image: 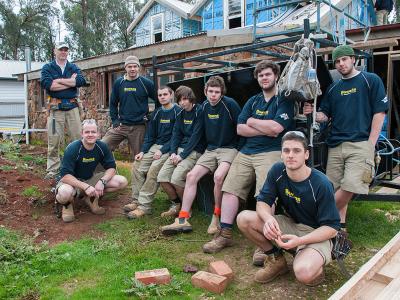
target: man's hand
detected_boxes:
[94,180,105,197]
[263,216,282,240]
[172,154,183,165]
[84,185,97,197]
[303,102,313,115]
[153,150,162,160]
[246,117,256,127]
[71,73,77,79]
[275,234,301,250]
[135,152,144,161]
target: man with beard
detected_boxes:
[202,60,295,255]
[102,56,155,157]
[303,45,388,232]
[237,131,340,286]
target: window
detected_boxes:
[38,87,47,110]
[151,14,164,43]
[104,71,124,109]
[228,0,242,28]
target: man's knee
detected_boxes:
[186,170,201,185]
[293,256,322,284]
[214,172,226,187]
[113,175,128,189]
[236,210,254,231]
[56,185,75,204]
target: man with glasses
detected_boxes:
[303,45,388,232]
[201,60,295,254]
[41,42,87,179]
[102,56,155,158]
[55,119,128,223]
[237,131,340,286]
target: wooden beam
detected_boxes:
[317,39,399,55]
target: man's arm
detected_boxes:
[257,201,281,240]
[303,102,329,123]
[246,118,284,137]
[237,123,264,137]
[61,174,90,191]
[369,112,386,145]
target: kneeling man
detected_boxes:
[56,119,128,222]
[237,131,340,286]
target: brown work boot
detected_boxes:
[160,203,181,217]
[62,203,75,223]
[253,247,268,267]
[202,228,234,254]
[123,199,138,212]
[84,196,105,215]
[254,251,289,283]
[126,208,147,220]
[207,214,220,235]
[161,218,192,235]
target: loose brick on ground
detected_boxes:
[191,270,228,294]
[135,268,171,285]
[209,260,234,281]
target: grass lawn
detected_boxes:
[1,161,400,299]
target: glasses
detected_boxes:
[283,131,306,139]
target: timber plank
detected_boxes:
[376,176,400,194]
[375,277,400,300]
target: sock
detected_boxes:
[213,207,221,217]
[264,246,279,255]
[220,222,233,229]
[340,223,346,231]
[178,210,190,220]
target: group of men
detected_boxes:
[40,42,388,286]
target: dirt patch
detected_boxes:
[0,149,131,246]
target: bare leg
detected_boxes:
[335,188,353,223]
[220,192,240,225]
[181,165,210,212]
[160,182,178,200]
[293,248,324,285]
[105,175,128,192]
[237,210,274,251]
[213,162,231,209]
[172,184,184,200]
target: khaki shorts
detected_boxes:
[327,140,375,194]
[196,148,238,172]
[157,148,202,188]
[56,172,105,197]
[275,215,333,265]
[222,151,281,200]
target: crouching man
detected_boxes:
[237,131,340,286]
[56,119,128,222]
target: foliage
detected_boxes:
[123,278,186,298]
[0,0,57,61]
[22,185,43,199]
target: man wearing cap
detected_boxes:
[102,56,155,158]
[304,45,388,231]
[41,42,87,179]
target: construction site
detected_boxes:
[1,0,400,298]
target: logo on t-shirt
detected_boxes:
[285,188,301,203]
[160,119,171,123]
[382,96,388,103]
[82,157,95,163]
[279,113,289,120]
[184,119,193,125]
[255,109,268,116]
[124,87,137,92]
[208,114,220,119]
[340,88,357,96]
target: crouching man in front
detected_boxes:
[237,131,340,286]
[55,119,128,222]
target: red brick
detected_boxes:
[191,271,228,294]
[135,268,171,285]
[209,260,234,281]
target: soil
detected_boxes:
[0,144,131,245]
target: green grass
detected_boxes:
[0,197,399,300]
[22,186,44,199]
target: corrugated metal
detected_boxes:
[0,80,25,131]
[0,60,44,79]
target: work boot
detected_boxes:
[202,228,234,254]
[207,214,220,235]
[123,199,139,212]
[253,247,268,267]
[62,203,75,223]
[127,208,148,220]
[84,196,105,215]
[160,203,181,217]
[254,251,289,283]
[161,218,192,235]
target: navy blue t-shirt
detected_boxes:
[238,93,295,154]
[141,104,182,154]
[319,71,388,147]
[109,76,155,127]
[170,104,206,159]
[257,162,340,230]
[60,140,116,181]
[201,96,241,150]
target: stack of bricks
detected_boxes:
[135,268,171,285]
[191,260,234,294]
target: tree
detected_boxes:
[0,0,56,61]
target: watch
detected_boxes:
[100,178,108,186]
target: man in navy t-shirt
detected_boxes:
[202,60,295,254]
[56,119,128,223]
[237,131,340,286]
[304,45,388,231]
